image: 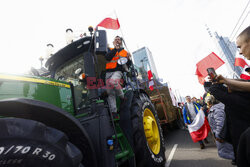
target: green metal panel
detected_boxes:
[0,74,74,115]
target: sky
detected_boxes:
[0,0,249,99]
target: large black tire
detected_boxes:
[0,118,83,167]
[131,93,166,167]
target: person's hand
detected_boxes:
[214,74,227,84]
[215,137,224,143]
[127,53,131,60]
[185,123,189,126]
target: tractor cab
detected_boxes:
[44,29,136,113]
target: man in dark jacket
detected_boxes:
[237,127,250,167]
[209,26,250,166]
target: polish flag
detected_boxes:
[147,65,154,91]
[149,80,154,91]
[235,53,248,68]
[97,18,120,30]
[169,88,177,106]
[187,110,210,143]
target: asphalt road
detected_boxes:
[164,129,234,167]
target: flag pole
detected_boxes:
[113,10,140,90]
[113,10,129,52]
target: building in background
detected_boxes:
[132,47,159,80]
[213,32,242,77]
[206,26,242,78]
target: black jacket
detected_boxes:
[105,48,131,72]
[209,84,250,162]
[237,127,250,167]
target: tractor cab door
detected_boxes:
[94,30,108,85]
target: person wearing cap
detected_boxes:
[105,36,131,118]
[183,95,208,149]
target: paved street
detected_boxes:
[164,129,234,167]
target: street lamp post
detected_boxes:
[39,56,44,68]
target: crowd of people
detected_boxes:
[178,26,250,167]
[104,26,250,167]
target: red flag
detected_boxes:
[235,53,248,68]
[147,69,153,81]
[240,74,250,80]
[147,65,154,90]
[97,18,120,30]
[195,68,205,85]
[195,52,225,84]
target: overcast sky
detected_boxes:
[0,0,249,99]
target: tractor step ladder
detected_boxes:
[112,120,134,162]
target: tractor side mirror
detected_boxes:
[95,30,108,55]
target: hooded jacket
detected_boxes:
[208,102,235,160]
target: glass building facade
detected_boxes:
[213,32,242,77]
[132,47,159,80]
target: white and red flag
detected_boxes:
[235,52,250,80]
[187,110,210,143]
[147,64,154,91]
[97,17,120,30]
[169,88,177,106]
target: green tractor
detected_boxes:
[0,28,165,167]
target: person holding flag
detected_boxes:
[105,36,131,118]
[183,95,209,149]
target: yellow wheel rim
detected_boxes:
[143,108,161,154]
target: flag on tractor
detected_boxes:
[97,17,120,30]
[147,65,154,91]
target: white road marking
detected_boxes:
[165,144,178,167]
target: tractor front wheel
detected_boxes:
[131,93,166,167]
